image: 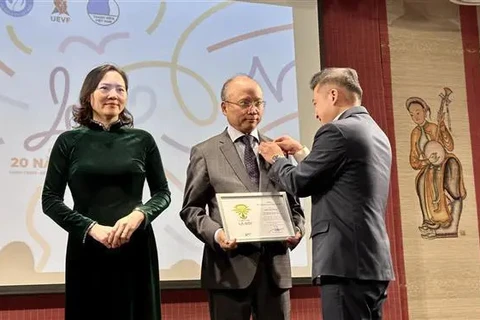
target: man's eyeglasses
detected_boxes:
[223,99,266,109]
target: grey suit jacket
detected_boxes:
[270,106,395,282]
[180,129,305,290]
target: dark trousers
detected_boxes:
[207,254,290,320]
[319,276,389,320]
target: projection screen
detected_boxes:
[0,0,320,289]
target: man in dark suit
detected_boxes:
[179,75,305,320]
[258,68,395,320]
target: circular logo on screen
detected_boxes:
[0,0,34,17]
[86,0,119,26]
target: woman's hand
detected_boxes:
[108,211,145,248]
[88,224,113,248]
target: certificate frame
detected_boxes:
[216,191,296,243]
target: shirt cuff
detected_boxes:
[214,228,223,244]
[293,146,310,163]
[295,226,302,236]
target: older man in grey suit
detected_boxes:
[258,68,395,320]
[179,75,305,320]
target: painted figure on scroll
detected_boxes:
[406,91,466,239]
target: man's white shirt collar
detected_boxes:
[227,125,259,143]
[333,109,348,122]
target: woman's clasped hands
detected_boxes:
[87,210,145,248]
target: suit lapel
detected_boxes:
[219,130,258,192]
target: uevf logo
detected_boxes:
[51,0,70,23]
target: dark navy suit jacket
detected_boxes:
[270,106,395,283]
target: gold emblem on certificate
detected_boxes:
[233,204,250,220]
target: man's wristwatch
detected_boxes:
[271,154,285,163]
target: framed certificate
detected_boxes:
[216,192,296,242]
